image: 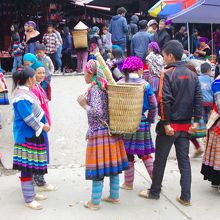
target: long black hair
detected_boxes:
[12,67,35,91]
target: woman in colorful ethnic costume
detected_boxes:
[12,67,50,210]
[77,59,128,210]
[31,62,55,191]
[201,75,220,189]
[118,56,158,190]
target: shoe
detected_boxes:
[139,190,160,200]
[176,197,192,206]
[35,194,48,201]
[84,201,100,211]
[37,184,57,192]
[25,200,43,210]
[102,197,120,204]
[192,148,204,158]
[120,183,133,190]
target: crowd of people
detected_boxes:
[0,6,220,212]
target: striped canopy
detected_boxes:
[148,0,199,18]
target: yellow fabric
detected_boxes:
[149,2,166,17]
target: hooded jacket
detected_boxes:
[158,61,202,125]
[109,15,128,43]
[127,15,139,40]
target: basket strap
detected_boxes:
[99,119,112,136]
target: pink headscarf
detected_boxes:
[122,56,144,73]
[85,60,107,91]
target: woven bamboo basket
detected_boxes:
[107,83,145,134]
[72,30,88,48]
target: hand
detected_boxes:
[43,123,50,132]
[164,124,175,136]
[77,95,88,109]
[188,123,199,134]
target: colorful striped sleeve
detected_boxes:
[146,84,157,123]
[16,100,44,136]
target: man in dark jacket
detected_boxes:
[109,7,128,52]
[154,19,171,49]
[139,40,202,206]
[130,20,151,60]
[127,15,139,55]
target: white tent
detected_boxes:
[168,0,220,24]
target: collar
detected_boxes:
[18,85,29,91]
[129,73,139,79]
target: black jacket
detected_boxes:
[158,61,202,125]
[154,29,171,49]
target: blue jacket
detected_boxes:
[63,33,72,54]
[198,74,214,104]
[109,15,128,43]
[131,30,151,60]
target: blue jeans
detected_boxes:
[55,46,62,70]
[12,56,22,72]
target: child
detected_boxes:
[198,62,214,123]
[146,42,164,100]
[11,34,23,72]
[12,67,50,210]
[107,46,125,81]
[77,60,128,210]
[139,40,202,206]
[101,26,112,60]
[118,56,157,190]
[42,23,59,65]
[0,68,10,129]
[36,44,54,83]
[31,62,55,191]
[88,43,98,61]
[23,53,51,101]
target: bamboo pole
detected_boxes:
[95,52,117,85]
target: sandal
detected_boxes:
[37,184,57,192]
[102,197,120,204]
[120,184,133,190]
[84,201,100,211]
[35,194,48,201]
[25,200,43,210]
[176,197,192,206]
[139,190,159,200]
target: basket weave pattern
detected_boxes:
[107,84,144,134]
[72,30,88,48]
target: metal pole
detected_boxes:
[211,23,214,56]
[187,22,190,54]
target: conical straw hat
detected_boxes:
[74,21,88,30]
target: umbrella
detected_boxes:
[168,0,220,23]
[148,0,198,18]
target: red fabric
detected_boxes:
[19,177,32,182]
[170,123,191,132]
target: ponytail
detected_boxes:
[12,66,35,91]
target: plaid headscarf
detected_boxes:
[85,60,107,91]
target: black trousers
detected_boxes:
[150,125,191,201]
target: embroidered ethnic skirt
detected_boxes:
[123,119,155,156]
[201,120,220,185]
[13,134,48,175]
[0,91,9,105]
[86,128,129,181]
